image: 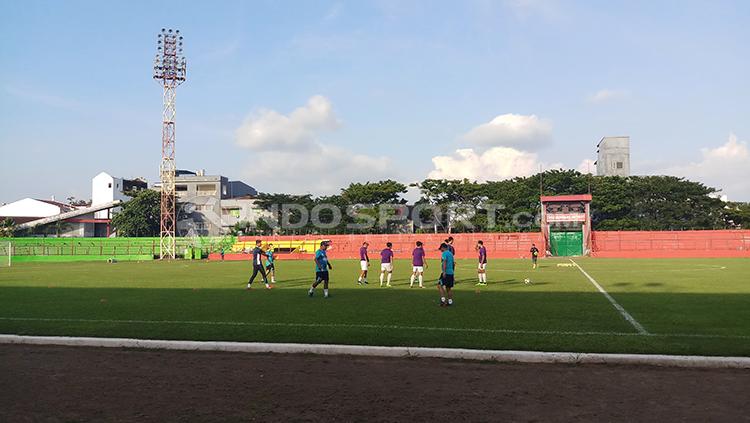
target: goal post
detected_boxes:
[0,241,10,267]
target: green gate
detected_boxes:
[550,231,583,256]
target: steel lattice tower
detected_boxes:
[153,28,186,259]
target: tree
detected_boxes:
[0,218,15,237]
[66,196,91,207]
[111,189,161,237]
[723,202,750,228]
[341,180,407,205]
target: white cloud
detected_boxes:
[461,113,552,149]
[235,95,340,150]
[241,144,393,194]
[657,134,750,200]
[428,147,562,181]
[235,96,393,194]
[577,159,596,174]
[324,2,343,21]
[587,89,629,104]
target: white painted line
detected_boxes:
[570,259,649,335]
[1,316,748,340]
[1,334,748,369]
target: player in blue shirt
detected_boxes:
[438,243,455,307]
[308,241,332,298]
[264,243,276,285]
[246,239,271,290]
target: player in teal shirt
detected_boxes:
[264,243,276,285]
[438,243,455,307]
[309,241,332,298]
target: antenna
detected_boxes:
[153,28,187,259]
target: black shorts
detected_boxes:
[266,263,275,271]
[532,255,538,262]
[316,271,329,282]
[439,274,455,288]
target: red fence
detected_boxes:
[591,230,750,258]
[213,230,750,261]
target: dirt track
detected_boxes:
[1,345,748,422]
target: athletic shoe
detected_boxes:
[357,281,362,285]
[308,290,314,297]
[363,280,369,284]
[440,302,447,307]
[265,285,273,290]
[386,284,392,288]
[246,284,252,290]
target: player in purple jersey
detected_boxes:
[379,242,394,287]
[409,241,427,288]
[357,241,370,285]
[476,240,488,286]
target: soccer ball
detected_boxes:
[523,278,531,285]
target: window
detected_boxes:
[176,185,188,192]
[616,162,623,169]
[222,207,241,217]
[108,183,112,188]
[197,184,217,195]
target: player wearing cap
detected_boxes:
[438,243,455,307]
[409,241,427,288]
[357,241,370,285]
[379,242,394,287]
[308,241,332,298]
[476,240,487,286]
[246,239,271,290]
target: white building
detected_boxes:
[595,136,630,177]
[91,172,147,219]
[0,198,95,236]
[0,198,71,221]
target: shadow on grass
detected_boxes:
[0,287,748,356]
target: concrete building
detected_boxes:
[153,169,259,236]
[91,172,147,219]
[595,136,630,177]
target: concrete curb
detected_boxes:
[1,334,749,369]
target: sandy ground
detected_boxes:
[1,344,748,422]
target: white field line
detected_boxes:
[570,259,649,335]
[1,316,748,340]
[1,335,749,369]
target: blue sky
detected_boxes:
[1,0,749,202]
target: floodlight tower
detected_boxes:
[153,28,186,259]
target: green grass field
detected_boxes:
[1,257,748,356]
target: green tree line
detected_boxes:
[29,171,742,238]
[243,170,747,234]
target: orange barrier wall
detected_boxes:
[209,230,750,261]
[591,230,750,258]
[231,233,543,260]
